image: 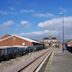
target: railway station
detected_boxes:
[0,34,72,72]
[0,0,72,72]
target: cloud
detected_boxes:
[19,30,58,40]
[20,9,34,13]
[38,16,72,28]
[0,10,18,16]
[33,12,54,18]
[9,7,15,11]
[3,20,14,27]
[0,20,14,30]
[20,20,30,27]
[0,10,8,15]
[38,16,72,39]
[20,9,54,18]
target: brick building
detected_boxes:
[0,35,40,47]
[66,40,72,47]
[66,40,72,52]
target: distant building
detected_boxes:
[41,37,51,47]
[41,37,59,47]
[66,40,72,52]
[0,35,40,47]
[66,40,72,47]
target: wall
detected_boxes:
[0,36,33,46]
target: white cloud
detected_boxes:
[38,16,72,28]
[33,12,54,18]
[20,20,30,27]
[20,9,34,13]
[20,30,58,40]
[3,20,14,27]
[0,10,18,16]
[20,31,43,36]
[0,20,14,30]
[38,16,72,39]
[9,7,15,11]
[0,10,8,15]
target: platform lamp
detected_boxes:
[59,12,65,51]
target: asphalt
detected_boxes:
[45,48,72,72]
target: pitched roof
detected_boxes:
[51,37,57,39]
[43,37,49,40]
[66,39,72,43]
[0,35,39,43]
[43,37,57,40]
[1,34,11,39]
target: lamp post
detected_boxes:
[59,12,65,51]
[62,13,65,51]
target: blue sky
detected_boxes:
[0,0,72,40]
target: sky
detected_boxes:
[0,0,72,40]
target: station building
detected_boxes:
[0,34,40,47]
[41,37,59,47]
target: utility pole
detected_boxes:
[59,11,65,51]
[62,12,65,51]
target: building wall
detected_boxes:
[67,41,72,47]
[0,36,33,46]
[42,37,59,47]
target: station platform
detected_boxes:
[45,48,72,72]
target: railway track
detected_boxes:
[0,48,53,72]
[18,48,53,72]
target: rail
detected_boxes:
[19,48,53,72]
[0,48,53,72]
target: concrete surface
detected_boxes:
[45,48,72,72]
